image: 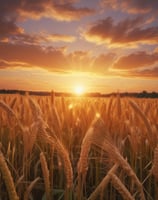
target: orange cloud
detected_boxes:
[0,60,11,69]
[0,0,94,22]
[0,42,116,74]
[0,43,68,71]
[0,18,23,41]
[8,32,76,45]
[46,34,76,42]
[0,41,157,79]
[101,0,158,14]
[113,51,158,69]
[67,50,93,72]
[0,0,89,45]
[83,17,158,47]
[49,1,95,21]
[126,67,158,78]
[92,53,116,74]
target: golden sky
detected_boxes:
[0,0,158,93]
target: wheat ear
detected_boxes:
[0,100,18,120]
[77,117,107,200]
[88,164,118,200]
[0,100,25,132]
[110,173,135,200]
[40,152,51,200]
[129,99,153,146]
[152,144,158,180]
[77,117,106,178]
[0,151,19,200]
[100,140,145,200]
[28,97,73,188]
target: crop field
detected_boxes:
[0,93,158,200]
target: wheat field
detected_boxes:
[0,93,158,200]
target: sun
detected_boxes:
[74,85,85,96]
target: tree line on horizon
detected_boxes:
[0,89,158,98]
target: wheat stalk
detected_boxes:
[0,150,19,200]
[77,117,106,178]
[24,177,41,200]
[40,152,51,200]
[78,116,145,200]
[110,173,135,200]
[100,139,146,200]
[116,93,122,117]
[28,97,73,188]
[88,164,118,200]
[152,144,158,180]
[0,100,18,120]
[129,99,154,146]
[51,90,55,105]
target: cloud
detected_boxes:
[0,42,68,71]
[92,53,116,73]
[67,50,93,71]
[0,18,23,41]
[101,0,158,15]
[0,60,30,69]
[0,60,12,69]
[0,0,94,22]
[49,1,95,21]
[83,16,158,47]
[1,41,158,80]
[0,42,117,75]
[126,67,158,78]
[45,34,76,42]
[113,51,158,69]
[7,32,76,45]
[0,0,85,45]
[66,51,117,74]
[138,67,158,78]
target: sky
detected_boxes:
[0,0,158,93]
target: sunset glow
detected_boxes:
[0,0,158,93]
[74,85,85,96]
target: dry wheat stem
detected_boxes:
[88,163,118,200]
[110,173,135,200]
[129,100,153,146]
[78,115,144,199]
[0,151,19,200]
[28,97,73,188]
[152,144,158,180]
[40,152,51,200]
[77,117,106,177]
[100,140,146,200]
[23,177,41,200]
[0,100,26,134]
[0,100,18,119]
